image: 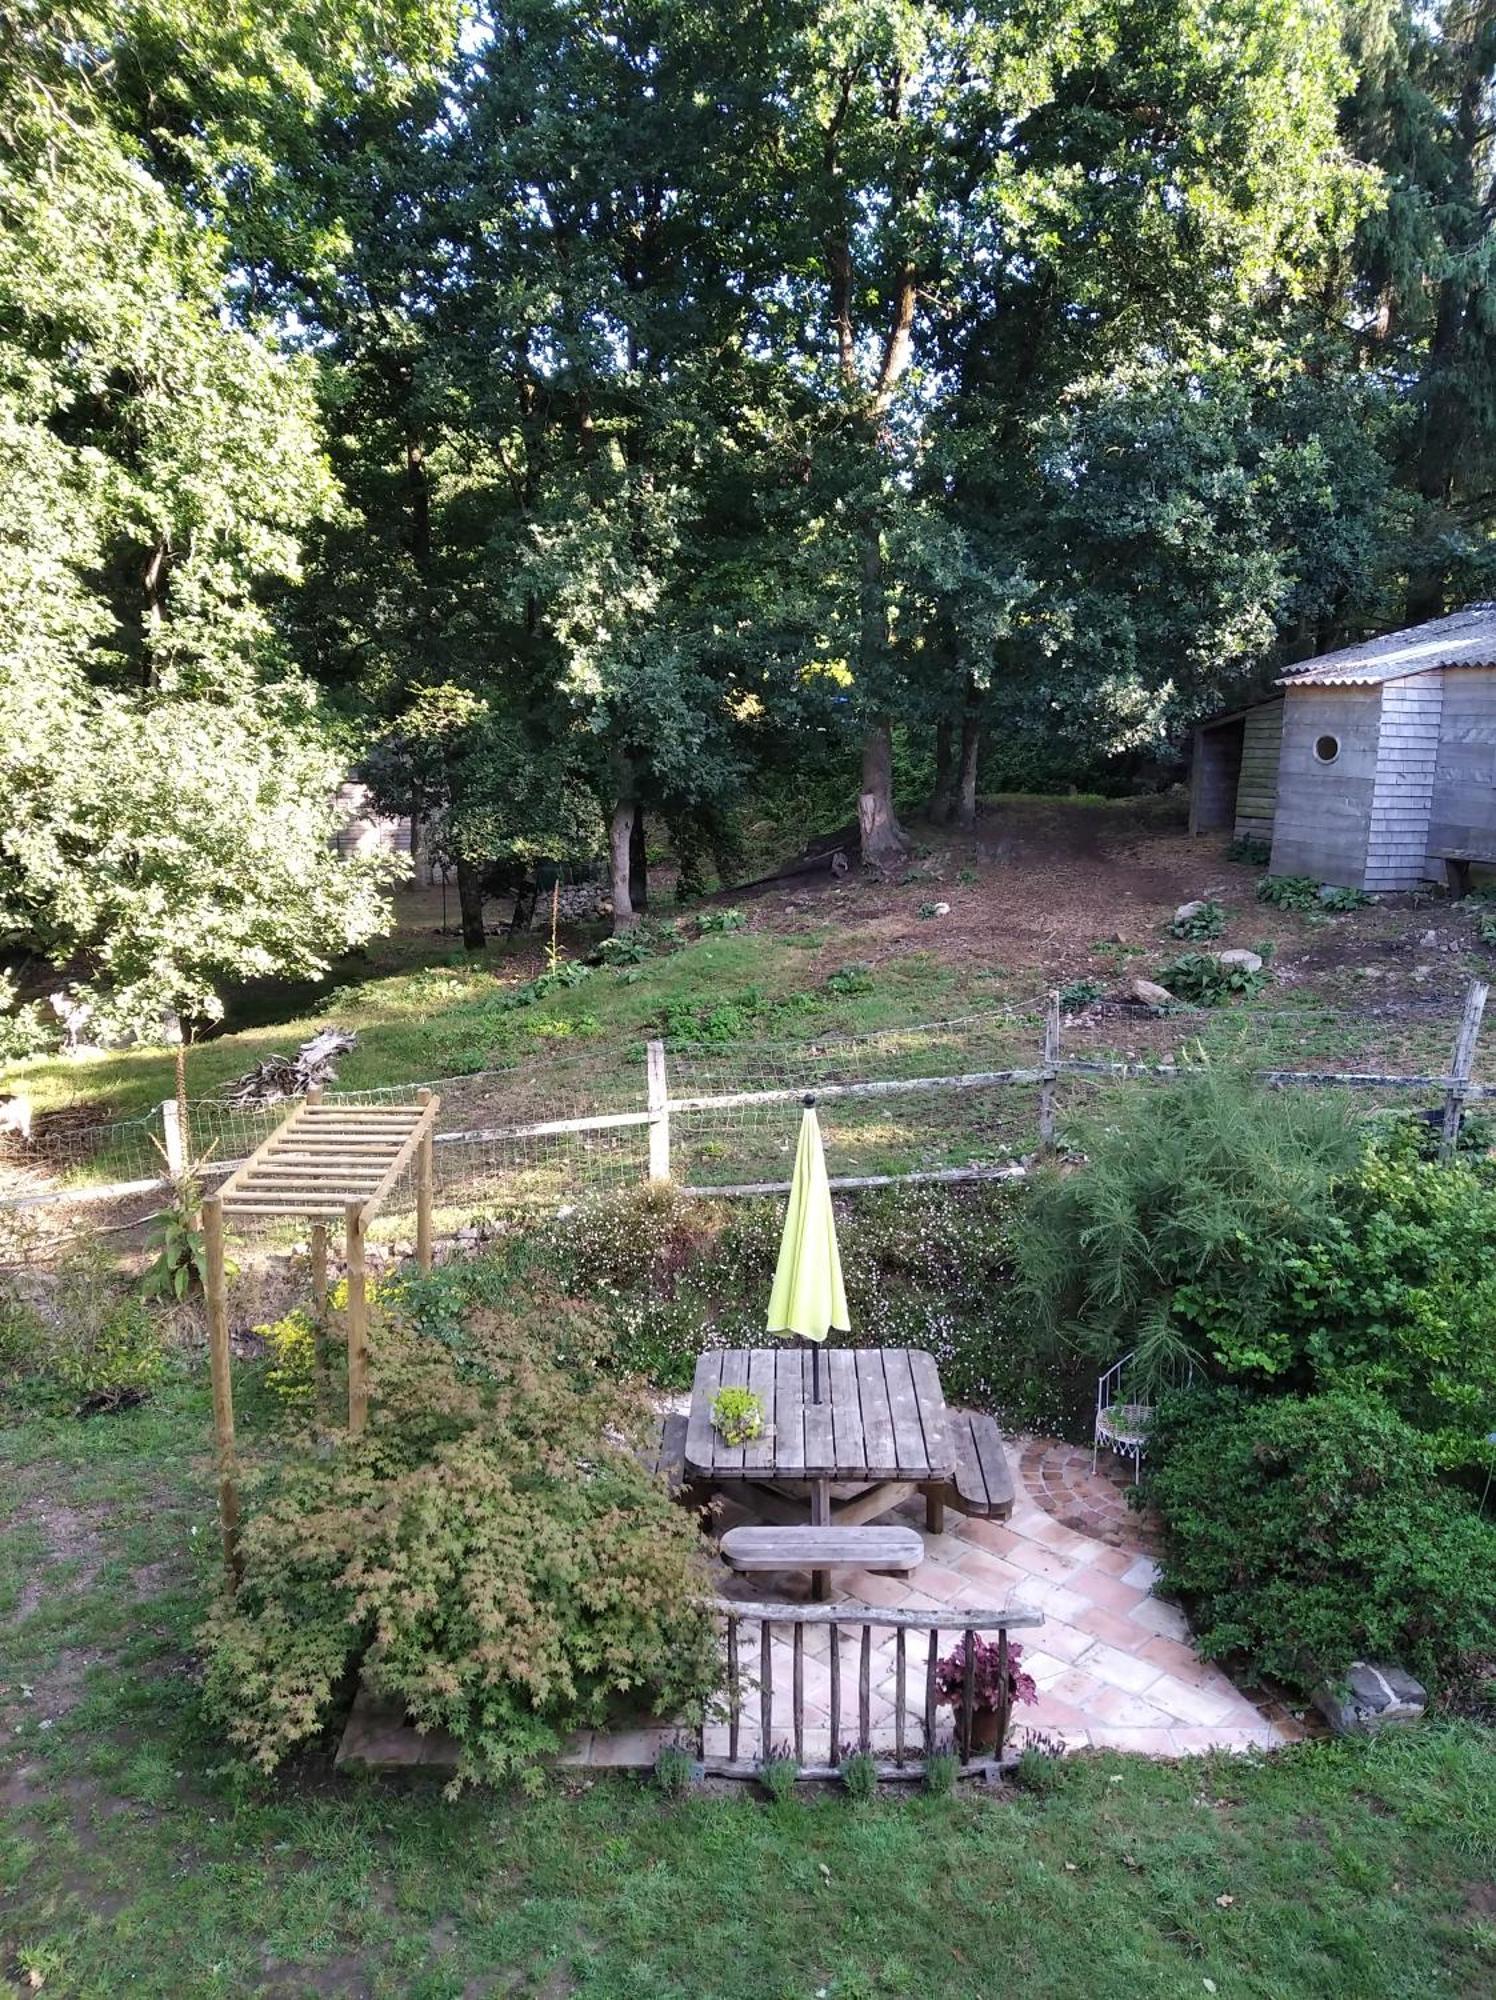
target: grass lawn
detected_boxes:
[2,1372,1493,1999]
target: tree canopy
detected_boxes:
[3,0,1494,1003]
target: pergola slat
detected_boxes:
[205,1089,441,1592]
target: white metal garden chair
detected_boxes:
[1092,1348,1196,1481]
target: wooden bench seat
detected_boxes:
[935,1409,1015,1523]
[1430,850,1496,897]
[718,1525,923,1577]
[644,1411,693,1498]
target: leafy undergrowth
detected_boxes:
[2,1380,1494,1999]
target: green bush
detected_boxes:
[1227,835,1271,866]
[1014,1070,1363,1380]
[1158,950,1267,1005]
[1256,874,1323,910]
[1146,1387,1496,1696]
[1167,900,1226,941]
[824,963,876,997]
[1254,1143,1496,1470]
[1057,977,1105,1009]
[544,1181,1084,1434]
[200,1299,720,1788]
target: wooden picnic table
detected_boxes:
[685,1346,955,1530]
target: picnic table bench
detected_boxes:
[719,1524,924,1579]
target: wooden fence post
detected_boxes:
[202,1196,242,1590]
[416,1085,434,1272]
[646,1038,671,1181]
[1038,991,1062,1151]
[1440,978,1489,1162]
[346,1200,369,1435]
[159,1098,186,1179]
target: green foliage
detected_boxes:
[1057,977,1105,1009]
[917,903,945,921]
[256,1307,319,1411]
[695,910,746,936]
[838,1750,879,1803]
[1227,836,1272,866]
[545,1180,1080,1436]
[0,976,55,1060]
[1167,900,1227,941]
[1146,1387,1496,1696]
[653,1741,698,1798]
[709,1386,766,1447]
[138,1186,207,1302]
[825,963,877,997]
[1256,875,1323,911]
[1319,885,1371,912]
[199,1298,719,1787]
[1015,1070,1363,1378]
[1476,908,1496,949]
[1158,952,1268,1006]
[500,961,596,1010]
[758,1750,800,1804]
[922,1746,959,1797]
[1253,1143,1496,1469]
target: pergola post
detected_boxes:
[202,1195,242,1590]
[346,1198,368,1435]
[416,1085,434,1273]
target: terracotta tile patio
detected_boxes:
[701,1435,1301,1762]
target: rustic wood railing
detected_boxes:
[704,1599,1045,1782]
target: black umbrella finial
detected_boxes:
[803,1092,817,1108]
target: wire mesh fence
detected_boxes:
[3,982,1489,1229]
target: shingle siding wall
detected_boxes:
[1365,676,1444,891]
[1428,668,1496,861]
[1233,702,1283,840]
[1270,687,1381,887]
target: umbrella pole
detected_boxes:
[813,1342,822,1405]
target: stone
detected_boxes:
[1213,949,1263,974]
[1312,1661,1427,1739]
[1173,899,1208,926]
[1419,929,1439,950]
[930,901,951,916]
[1412,964,1434,983]
[1128,977,1175,1009]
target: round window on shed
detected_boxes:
[1313,733,1340,764]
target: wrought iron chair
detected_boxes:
[1092,1348,1196,1482]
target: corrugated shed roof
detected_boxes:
[1278,604,1496,687]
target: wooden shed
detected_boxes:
[1190,605,1496,892]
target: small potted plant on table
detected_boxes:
[934,1635,1038,1758]
[710,1385,768,1447]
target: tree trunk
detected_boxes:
[930,717,956,825]
[455,857,487,952]
[629,808,648,914]
[609,799,637,930]
[956,684,984,830]
[858,717,906,868]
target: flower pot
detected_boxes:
[962,1707,1002,1757]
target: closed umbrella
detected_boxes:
[766,1094,850,1407]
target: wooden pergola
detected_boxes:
[203,1086,441,1584]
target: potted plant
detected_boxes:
[710,1385,767,1447]
[934,1635,1038,1756]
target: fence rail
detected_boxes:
[3,981,1490,1222]
[705,1598,1045,1780]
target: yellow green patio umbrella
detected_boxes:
[766,1094,849,1404]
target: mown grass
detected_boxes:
[2,1373,1494,1999]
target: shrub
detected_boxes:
[1319,885,1370,912]
[696,908,746,934]
[258,1306,319,1410]
[1158,951,1267,1005]
[824,963,876,997]
[1146,1387,1496,1696]
[1227,835,1271,866]
[1259,1144,1496,1469]
[0,976,54,1060]
[1057,977,1104,1009]
[922,1745,959,1796]
[1015,1070,1363,1379]
[839,1749,879,1802]
[653,1740,698,1797]
[1167,900,1226,941]
[758,1749,800,1802]
[1257,874,1323,910]
[199,1300,720,1788]
[139,1183,208,1303]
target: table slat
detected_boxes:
[772,1347,806,1474]
[854,1348,899,1478]
[883,1347,929,1473]
[908,1349,954,1476]
[684,1350,725,1474]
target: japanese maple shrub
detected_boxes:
[200,1299,720,1787]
